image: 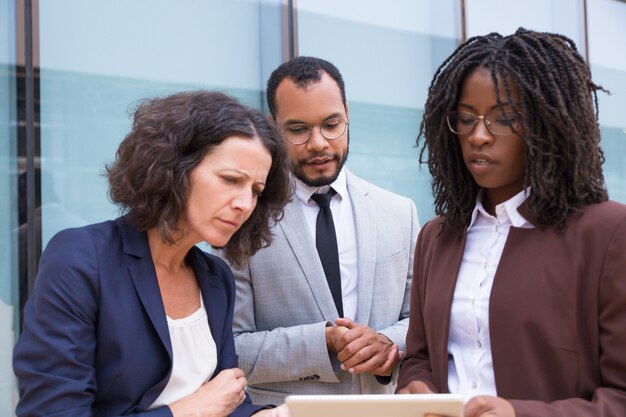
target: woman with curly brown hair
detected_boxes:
[396,29,626,417]
[13,91,293,417]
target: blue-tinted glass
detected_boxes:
[38,0,282,250]
[467,0,586,57]
[588,0,626,203]
[297,0,460,223]
[0,0,19,411]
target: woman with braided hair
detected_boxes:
[396,28,626,416]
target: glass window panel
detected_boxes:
[297,0,460,222]
[466,0,586,56]
[0,0,19,412]
[588,0,626,204]
[38,0,282,249]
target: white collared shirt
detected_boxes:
[447,189,533,402]
[294,169,358,321]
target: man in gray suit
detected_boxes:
[222,56,419,403]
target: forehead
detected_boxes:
[459,66,520,104]
[274,72,345,123]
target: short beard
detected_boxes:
[291,132,349,187]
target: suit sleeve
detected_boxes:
[396,221,439,393]
[372,199,419,385]
[376,199,419,351]
[12,229,172,417]
[212,260,267,416]
[509,216,626,417]
[229,261,339,385]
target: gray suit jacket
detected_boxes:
[221,169,419,404]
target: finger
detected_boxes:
[275,403,292,417]
[337,325,383,359]
[337,334,372,363]
[346,352,387,374]
[215,367,245,383]
[344,346,392,374]
[232,375,248,391]
[227,367,246,378]
[464,396,490,417]
[339,343,375,370]
[334,317,355,328]
[335,325,369,351]
[396,380,435,394]
[338,329,391,363]
[371,344,399,376]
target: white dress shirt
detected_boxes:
[447,189,533,402]
[294,169,358,321]
[294,170,361,393]
[149,292,217,409]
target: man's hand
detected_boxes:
[332,318,401,376]
[464,396,516,417]
[325,324,349,352]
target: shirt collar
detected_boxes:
[294,168,347,206]
[468,188,533,230]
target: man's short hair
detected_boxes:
[266,56,346,118]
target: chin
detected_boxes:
[299,169,341,187]
[204,234,233,249]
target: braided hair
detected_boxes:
[420,28,608,232]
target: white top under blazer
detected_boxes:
[149,292,217,408]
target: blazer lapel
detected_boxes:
[191,249,227,352]
[118,219,172,359]
[428,228,467,390]
[279,198,339,320]
[347,173,376,325]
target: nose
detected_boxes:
[306,126,329,152]
[232,189,256,215]
[467,117,494,147]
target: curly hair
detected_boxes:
[266,56,347,118]
[106,90,292,267]
[420,28,608,232]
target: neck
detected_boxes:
[147,228,195,274]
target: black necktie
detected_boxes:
[311,189,343,318]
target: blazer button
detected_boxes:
[298,375,321,381]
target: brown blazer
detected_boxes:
[397,201,626,417]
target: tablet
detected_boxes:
[285,394,463,417]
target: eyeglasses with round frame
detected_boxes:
[446,110,522,136]
[282,117,349,146]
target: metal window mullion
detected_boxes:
[282,0,298,61]
[582,0,590,63]
[458,0,467,45]
[24,0,40,298]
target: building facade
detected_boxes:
[1,0,625,414]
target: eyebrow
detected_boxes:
[220,168,266,186]
[283,112,345,125]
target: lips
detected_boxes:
[306,155,335,165]
[219,218,240,229]
[467,153,495,165]
[465,153,497,178]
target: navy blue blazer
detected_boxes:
[13,217,262,417]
